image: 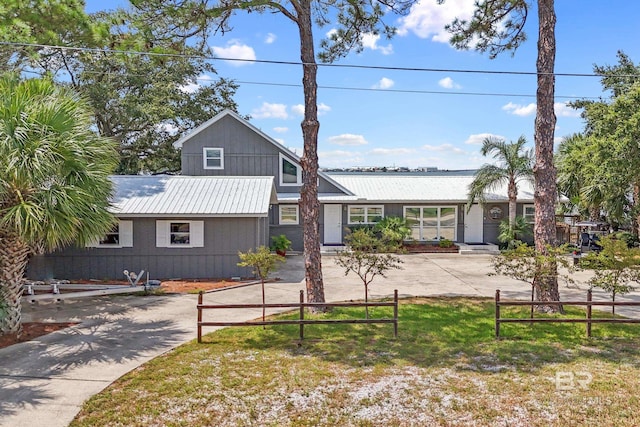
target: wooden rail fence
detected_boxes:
[495,289,640,338]
[197,289,398,343]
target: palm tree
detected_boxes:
[0,74,118,335]
[468,136,534,229]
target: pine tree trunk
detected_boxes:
[0,230,30,335]
[533,0,561,311]
[297,0,325,308]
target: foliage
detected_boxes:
[335,229,403,317]
[26,8,240,174]
[490,243,575,308]
[0,74,118,334]
[578,236,640,313]
[238,246,286,321]
[497,216,532,249]
[563,52,640,234]
[438,239,454,248]
[614,231,639,248]
[467,136,533,228]
[372,216,412,250]
[270,234,292,253]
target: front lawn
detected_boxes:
[71,298,640,426]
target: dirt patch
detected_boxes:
[0,322,77,350]
[160,279,255,293]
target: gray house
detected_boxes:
[26,109,535,281]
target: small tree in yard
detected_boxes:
[491,243,574,314]
[335,229,403,318]
[579,236,640,314]
[238,246,286,322]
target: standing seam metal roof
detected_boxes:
[109,175,276,216]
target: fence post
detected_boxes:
[587,289,592,338]
[495,289,501,338]
[393,289,398,338]
[197,291,203,343]
[299,290,304,340]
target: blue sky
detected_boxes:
[86,1,640,170]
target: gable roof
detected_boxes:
[173,109,354,196]
[328,173,535,203]
[110,175,277,217]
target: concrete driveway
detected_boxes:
[1,253,639,427]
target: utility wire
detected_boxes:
[4,40,640,79]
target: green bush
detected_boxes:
[372,216,412,249]
[439,239,454,248]
[614,231,639,248]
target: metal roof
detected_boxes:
[328,173,535,203]
[110,175,277,217]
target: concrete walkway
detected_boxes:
[1,253,639,427]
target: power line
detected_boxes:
[3,40,640,79]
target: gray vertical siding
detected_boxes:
[180,114,345,193]
[26,217,268,281]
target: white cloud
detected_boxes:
[264,33,276,44]
[328,134,368,146]
[554,136,565,145]
[274,138,285,145]
[273,127,288,133]
[252,102,288,119]
[319,150,365,167]
[438,77,462,89]
[211,40,256,66]
[291,103,331,116]
[554,102,580,117]
[422,143,465,154]
[502,102,537,117]
[370,147,416,155]
[155,122,179,135]
[361,33,394,55]
[178,74,213,94]
[464,133,505,145]
[372,77,395,89]
[398,0,476,42]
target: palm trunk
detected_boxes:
[0,231,30,335]
[297,0,325,309]
[508,180,517,230]
[533,0,560,312]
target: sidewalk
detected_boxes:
[1,253,639,427]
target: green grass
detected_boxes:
[71,298,640,427]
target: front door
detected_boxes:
[464,204,484,243]
[323,204,343,244]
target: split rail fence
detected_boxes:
[495,289,640,338]
[197,289,398,343]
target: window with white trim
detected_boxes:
[279,205,299,225]
[523,204,535,223]
[279,153,301,186]
[89,220,133,248]
[348,205,384,224]
[203,147,224,169]
[404,206,457,241]
[156,220,204,248]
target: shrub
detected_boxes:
[614,231,639,248]
[372,216,412,250]
[439,239,454,248]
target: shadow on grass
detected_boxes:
[200,297,640,372]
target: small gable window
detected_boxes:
[280,153,301,186]
[203,147,224,170]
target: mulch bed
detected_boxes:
[403,244,459,253]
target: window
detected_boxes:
[279,205,299,225]
[348,205,384,224]
[279,153,301,186]
[203,147,224,169]
[170,222,190,245]
[90,220,133,248]
[156,220,204,248]
[404,206,457,241]
[523,205,535,223]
